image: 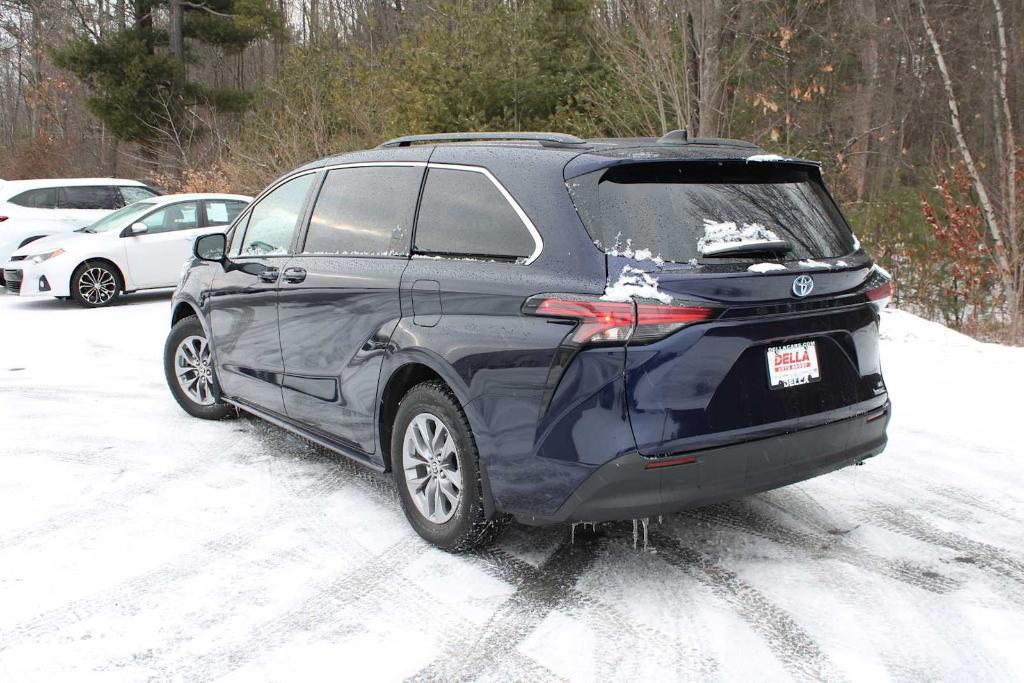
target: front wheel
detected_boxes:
[392,381,503,551]
[70,261,122,308]
[163,315,233,420]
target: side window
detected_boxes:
[120,186,158,205]
[59,186,119,210]
[413,168,536,260]
[302,166,421,256]
[140,202,200,234]
[205,199,248,226]
[238,174,315,256]
[9,187,58,208]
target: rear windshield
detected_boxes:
[567,163,855,263]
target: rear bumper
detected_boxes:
[515,401,889,525]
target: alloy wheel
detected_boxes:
[78,267,117,305]
[174,335,216,406]
[402,412,463,524]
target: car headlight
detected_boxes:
[28,248,65,264]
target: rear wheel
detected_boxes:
[392,381,502,550]
[70,261,122,308]
[163,315,233,420]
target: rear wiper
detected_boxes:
[700,240,792,258]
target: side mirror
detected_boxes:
[194,233,227,262]
[119,222,148,238]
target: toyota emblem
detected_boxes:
[792,274,814,298]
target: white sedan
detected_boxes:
[3,193,251,307]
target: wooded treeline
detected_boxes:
[1,0,1021,341]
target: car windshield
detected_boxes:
[567,162,855,263]
[77,202,158,233]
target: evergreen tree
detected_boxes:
[51,0,283,163]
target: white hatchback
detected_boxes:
[3,193,251,307]
[0,178,160,270]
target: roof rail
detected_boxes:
[377,132,588,149]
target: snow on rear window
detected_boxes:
[567,162,855,264]
[697,219,782,255]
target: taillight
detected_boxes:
[633,303,716,342]
[0,216,8,222]
[531,298,634,343]
[865,271,894,311]
[525,295,716,345]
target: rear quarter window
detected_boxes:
[413,168,536,261]
[9,187,58,208]
[568,162,855,263]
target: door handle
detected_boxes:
[258,267,280,283]
[283,267,307,284]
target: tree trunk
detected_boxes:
[850,0,878,201]
[169,0,185,64]
[689,0,723,138]
[916,0,1019,338]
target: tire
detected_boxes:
[70,260,122,308]
[163,315,234,420]
[392,381,504,551]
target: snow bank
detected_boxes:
[698,219,783,255]
[601,266,672,304]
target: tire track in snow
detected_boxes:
[411,534,719,682]
[0,472,352,651]
[865,504,1024,595]
[407,537,600,682]
[648,531,846,683]
[925,484,1022,523]
[682,501,960,594]
[0,432,240,550]
[155,536,428,683]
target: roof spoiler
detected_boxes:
[656,129,761,150]
[378,132,587,149]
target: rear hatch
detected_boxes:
[566,159,890,456]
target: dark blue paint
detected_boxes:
[172,139,890,523]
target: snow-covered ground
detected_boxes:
[1,291,1023,682]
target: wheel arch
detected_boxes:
[377,357,498,519]
[70,257,127,294]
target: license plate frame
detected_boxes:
[766,341,821,389]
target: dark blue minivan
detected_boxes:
[165,132,892,550]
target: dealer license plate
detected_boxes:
[766,341,820,389]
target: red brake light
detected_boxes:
[533,298,634,344]
[527,296,716,345]
[0,216,8,222]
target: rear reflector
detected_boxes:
[526,296,716,345]
[645,455,697,469]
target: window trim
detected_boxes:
[418,163,543,265]
[133,200,202,235]
[297,162,425,258]
[292,161,543,265]
[232,170,319,259]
